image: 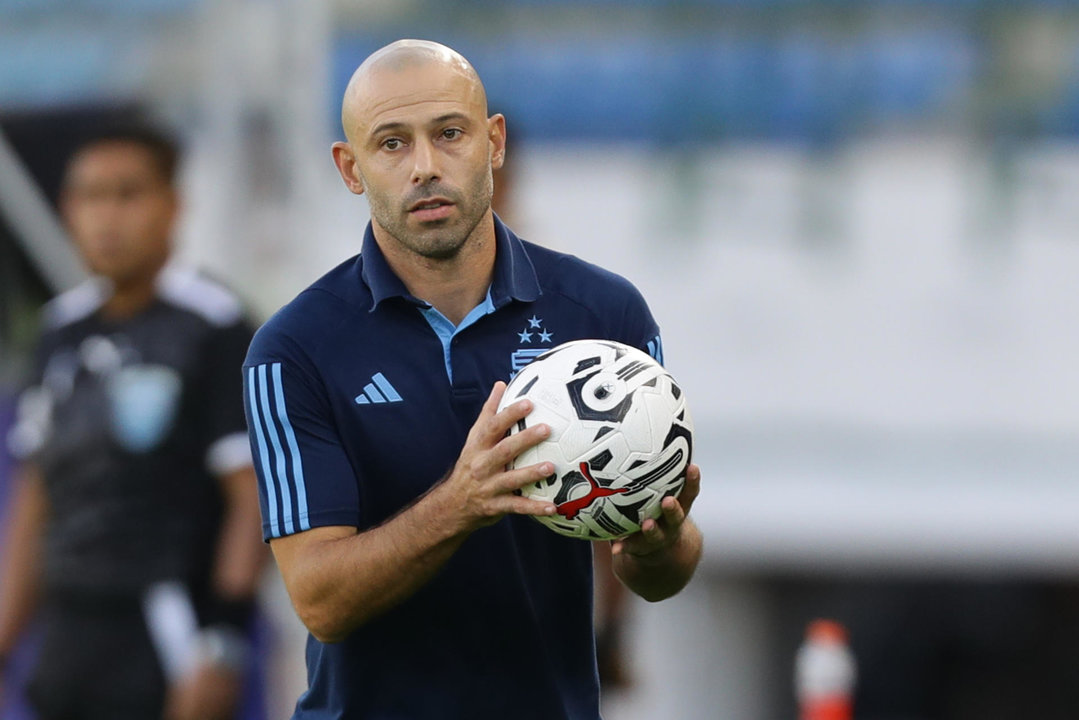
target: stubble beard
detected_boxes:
[367,167,494,262]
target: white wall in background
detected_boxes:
[179,138,1079,720]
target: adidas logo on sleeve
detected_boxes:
[354,372,402,405]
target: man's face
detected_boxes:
[61,142,176,285]
[341,61,504,260]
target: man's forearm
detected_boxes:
[612,517,702,603]
[211,467,266,603]
[270,387,557,643]
[271,481,471,643]
[0,465,47,658]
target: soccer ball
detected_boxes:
[498,339,693,540]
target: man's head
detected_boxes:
[60,124,179,287]
[331,39,506,261]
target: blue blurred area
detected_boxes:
[0,29,119,108]
[332,28,981,144]
[1038,44,1079,134]
[0,0,200,106]
[0,0,199,13]
[2,1,1079,141]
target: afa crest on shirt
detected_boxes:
[509,314,556,378]
[107,364,183,452]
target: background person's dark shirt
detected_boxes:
[8,266,255,602]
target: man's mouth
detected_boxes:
[409,198,454,221]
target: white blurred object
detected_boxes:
[795,619,856,720]
[142,581,199,682]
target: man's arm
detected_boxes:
[610,464,702,602]
[593,541,632,687]
[211,466,267,602]
[270,382,557,643]
[164,465,267,720]
[0,464,48,680]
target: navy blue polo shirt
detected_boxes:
[243,216,661,720]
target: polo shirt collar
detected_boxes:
[360,213,541,311]
[359,223,417,309]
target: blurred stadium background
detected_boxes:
[3,1,1079,718]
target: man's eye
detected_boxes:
[442,129,462,140]
[383,139,402,150]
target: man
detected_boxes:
[0,125,266,720]
[244,39,703,718]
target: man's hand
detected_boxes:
[163,663,242,720]
[433,381,558,535]
[612,463,700,560]
[610,464,702,602]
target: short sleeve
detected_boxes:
[615,280,663,365]
[7,386,50,461]
[243,354,359,541]
[6,335,55,461]
[200,319,257,476]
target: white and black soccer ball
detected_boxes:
[498,339,694,540]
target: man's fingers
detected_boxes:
[480,395,535,446]
[500,494,556,517]
[677,464,701,514]
[484,380,507,414]
[499,461,555,493]
[659,495,686,528]
[610,495,687,557]
[685,462,700,485]
[492,421,550,467]
[615,522,665,558]
[470,382,517,442]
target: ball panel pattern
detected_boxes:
[498,339,694,540]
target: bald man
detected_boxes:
[243,39,702,719]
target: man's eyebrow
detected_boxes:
[430,112,471,126]
[369,113,472,138]
[369,121,407,138]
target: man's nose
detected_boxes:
[410,138,440,185]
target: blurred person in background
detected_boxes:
[0,123,266,720]
[244,39,702,719]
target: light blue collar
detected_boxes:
[418,289,497,383]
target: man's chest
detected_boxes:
[38,318,205,456]
[327,302,599,412]
[320,303,605,513]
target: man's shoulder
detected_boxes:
[40,278,108,332]
[522,239,648,308]
[246,255,366,366]
[155,265,248,328]
[39,267,252,335]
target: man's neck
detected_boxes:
[376,216,496,326]
[100,264,164,321]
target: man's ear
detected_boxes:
[488,114,507,171]
[331,142,366,195]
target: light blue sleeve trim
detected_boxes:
[647,335,664,366]
[259,364,294,535]
[247,366,280,538]
[272,362,311,531]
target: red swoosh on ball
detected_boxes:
[555,462,628,520]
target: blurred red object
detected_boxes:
[796,619,856,720]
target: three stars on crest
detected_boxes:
[518,315,553,344]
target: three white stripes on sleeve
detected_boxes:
[247,363,309,536]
